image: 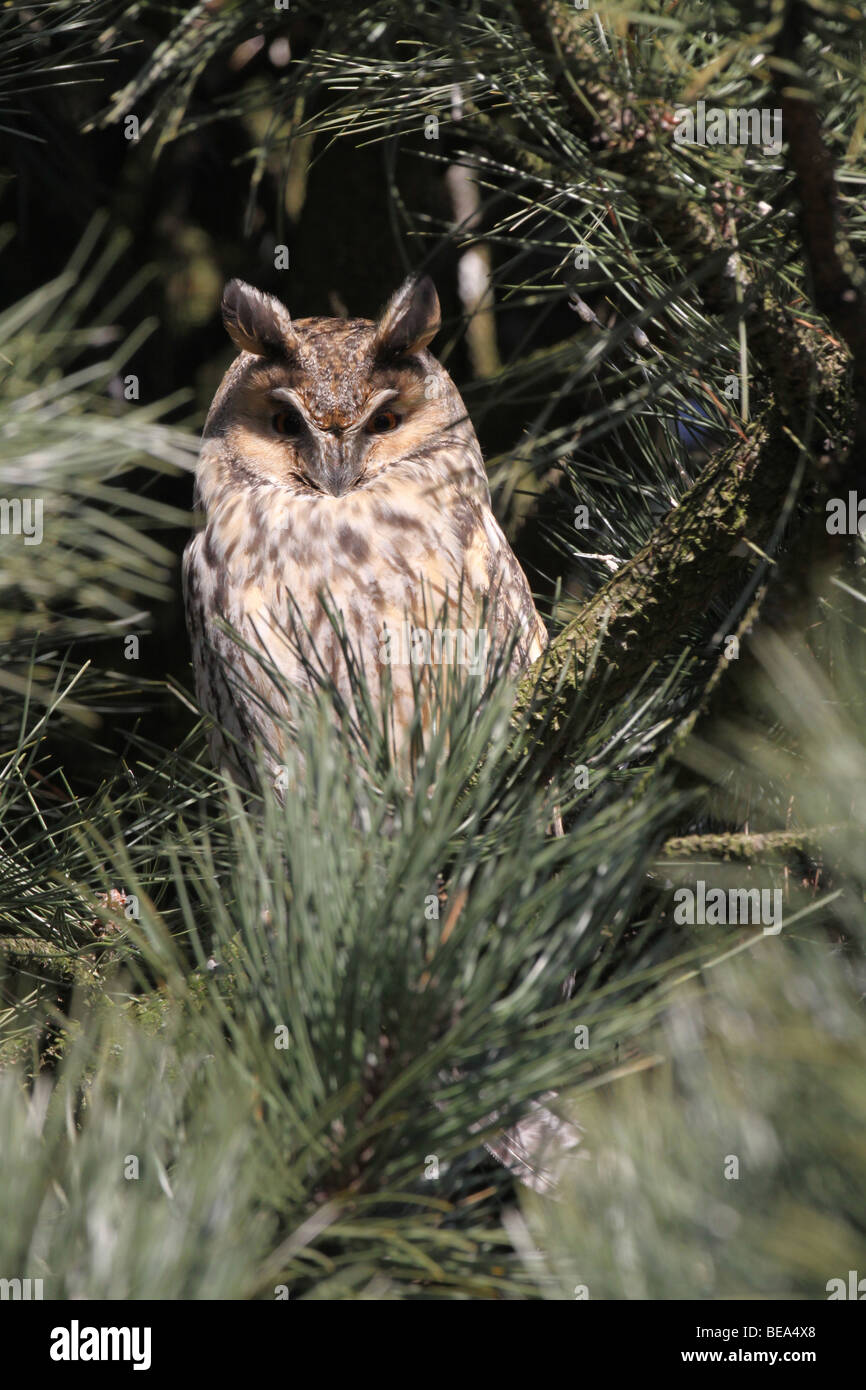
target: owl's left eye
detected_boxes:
[273,408,304,436]
[367,410,402,435]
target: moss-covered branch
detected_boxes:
[516,356,848,724]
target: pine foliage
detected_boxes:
[0,0,864,1298]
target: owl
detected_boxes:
[183,275,547,784]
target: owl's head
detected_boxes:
[201,275,467,498]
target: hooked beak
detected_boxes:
[314,429,364,496]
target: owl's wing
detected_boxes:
[182,534,211,714]
[462,504,548,672]
[183,534,265,782]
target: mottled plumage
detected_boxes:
[183,276,546,782]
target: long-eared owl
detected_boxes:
[183,275,546,782]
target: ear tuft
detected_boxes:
[374,275,441,359]
[222,280,297,358]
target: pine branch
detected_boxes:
[510,0,859,732]
[657,826,842,862]
[509,0,825,395]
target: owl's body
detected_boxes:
[183,277,546,782]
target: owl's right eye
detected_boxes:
[272,407,304,436]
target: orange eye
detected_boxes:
[273,408,303,436]
[367,410,402,434]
